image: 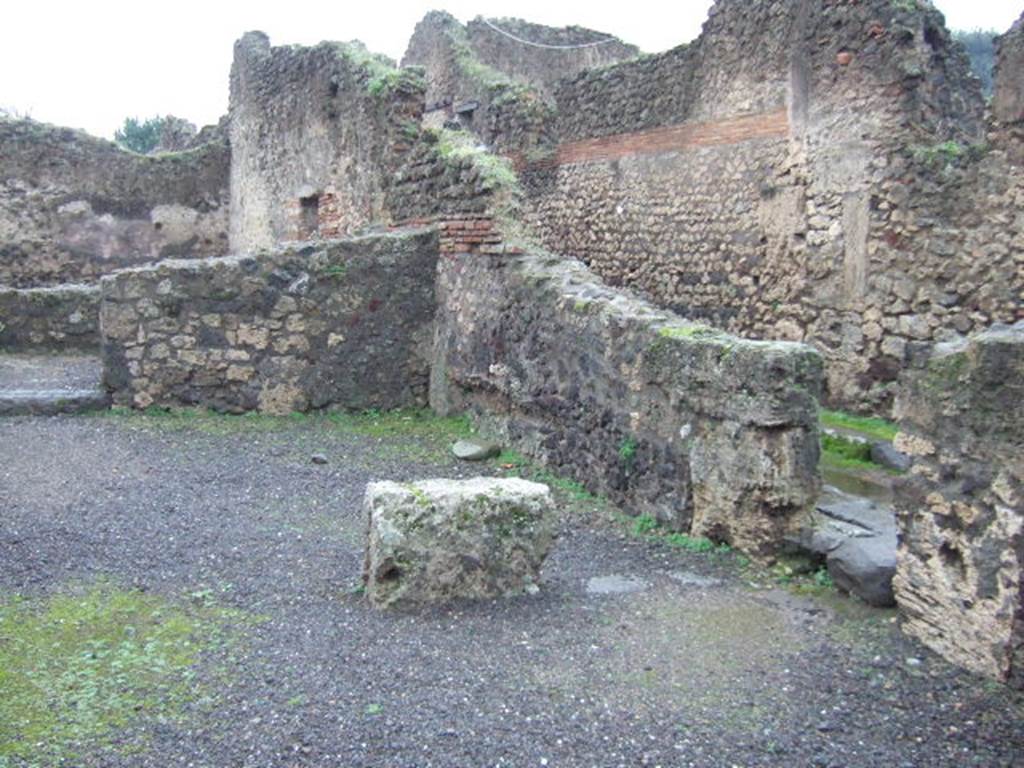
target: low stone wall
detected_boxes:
[0,284,100,352]
[893,321,1024,687]
[101,228,438,413]
[431,248,822,559]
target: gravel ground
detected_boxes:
[1,412,1022,768]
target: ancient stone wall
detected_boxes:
[462,17,638,101]
[401,13,633,153]
[228,33,426,252]
[892,322,1024,688]
[431,246,823,559]
[995,12,1024,162]
[505,0,1013,413]
[994,13,1024,129]
[0,118,230,287]
[0,284,100,352]
[100,229,438,413]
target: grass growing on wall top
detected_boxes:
[819,409,898,442]
[431,128,519,191]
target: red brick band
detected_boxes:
[517,108,790,169]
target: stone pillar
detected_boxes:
[892,322,1024,687]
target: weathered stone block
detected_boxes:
[363,478,556,608]
[893,322,1024,687]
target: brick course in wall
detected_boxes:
[516,109,790,170]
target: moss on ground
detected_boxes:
[0,582,250,764]
[98,406,476,464]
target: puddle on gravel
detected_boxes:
[586,575,648,595]
[526,587,808,727]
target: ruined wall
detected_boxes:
[0,118,230,287]
[400,13,633,153]
[431,246,822,559]
[462,17,638,101]
[228,30,512,246]
[228,33,428,252]
[892,322,1024,688]
[509,0,1012,413]
[995,12,1024,163]
[101,229,438,413]
[0,284,100,352]
[994,13,1024,129]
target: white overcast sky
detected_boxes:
[1,0,1021,139]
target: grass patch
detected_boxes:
[657,323,719,340]
[102,406,471,439]
[493,449,600,504]
[98,407,476,463]
[0,582,248,764]
[621,513,734,557]
[618,437,637,466]
[819,409,898,442]
[821,433,874,467]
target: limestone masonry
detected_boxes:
[1,0,1022,686]
[101,229,439,414]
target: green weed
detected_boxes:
[618,437,637,466]
[0,582,249,763]
[819,408,898,442]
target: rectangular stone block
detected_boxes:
[363,478,556,608]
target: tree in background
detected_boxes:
[0,105,32,120]
[113,116,166,153]
[953,29,997,96]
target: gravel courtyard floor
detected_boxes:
[1,411,1022,768]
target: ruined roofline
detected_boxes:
[0,113,226,157]
[235,30,399,75]
[467,16,640,54]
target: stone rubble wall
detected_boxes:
[499,0,1015,413]
[228,31,504,249]
[401,12,634,154]
[892,322,1024,688]
[0,118,230,288]
[463,17,638,102]
[228,33,425,252]
[994,12,1024,162]
[0,284,100,352]
[430,246,823,560]
[100,229,439,414]
[994,13,1024,129]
